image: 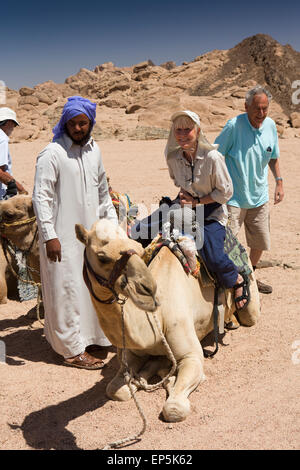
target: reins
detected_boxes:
[0,215,37,228]
[83,248,137,304]
[0,215,43,326]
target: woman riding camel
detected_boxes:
[165,110,250,311]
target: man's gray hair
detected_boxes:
[245,85,272,105]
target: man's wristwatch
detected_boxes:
[275,177,283,182]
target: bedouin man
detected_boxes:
[32,96,118,369]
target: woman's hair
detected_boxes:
[167,114,215,155]
[173,115,196,130]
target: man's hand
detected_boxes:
[274,181,284,205]
[46,238,62,262]
[16,181,28,195]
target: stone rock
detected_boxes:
[128,125,169,140]
[65,69,96,85]
[17,104,36,112]
[231,90,246,99]
[257,259,282,268]
[8,34,300,143]
[99,98,127,108]
[132,66,165,82]
[290,112,300,128]
[11,127,36,142]
[133,60,154,73]
[19,87,34,96]
[94,62,115,73]
[107,79,131,94]
[34,91,54,105]
[276,125,285,138]
[160,61,176,70]
[125,104,143,114]
[18,95,39,107]
[43,104,64,128]
[283,262,300,270]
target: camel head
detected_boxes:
[0,195,36,247]
[75,219,158,312]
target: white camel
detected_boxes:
[76,218,260,422]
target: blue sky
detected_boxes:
[1,0,300,90]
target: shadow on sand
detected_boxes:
[3,305,231,449]
[9,355,119,450]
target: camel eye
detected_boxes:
[2,211,14,219]
[97,254,112,264]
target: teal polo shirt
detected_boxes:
[214,114,279,209]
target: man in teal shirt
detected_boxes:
[215,85,284,295]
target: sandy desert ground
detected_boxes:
[0,132,299,451]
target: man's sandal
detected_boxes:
[64,351,105,370]
[233,272,251,311]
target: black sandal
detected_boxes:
[233,272,251,311]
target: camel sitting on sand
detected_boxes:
[0,195,40,304]
[76,218,260,422]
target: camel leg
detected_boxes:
[157,366,176,396]
[106,349,149,401]
[0,247,8,304]
[0,275,7,304]
[160,332,205,423]
[132,356,173,391]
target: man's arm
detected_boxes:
[0,137,27,193]
[0,166,27,194]
[268,158,284,205]
[97,152,118,224]
[32,148,61,261]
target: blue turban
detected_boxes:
[52,96,97,140]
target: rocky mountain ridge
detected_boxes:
[3,34,300,143]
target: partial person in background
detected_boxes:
[0,107,27,199]
[215,85,284,294]
[32,96,118,369]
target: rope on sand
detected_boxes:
[102,304,177,450]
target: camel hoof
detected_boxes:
[162,398,190,422]
[106,381,136,401]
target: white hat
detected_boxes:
[170,110,201,128]
[0,107,19,126]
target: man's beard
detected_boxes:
[65,122,93,146]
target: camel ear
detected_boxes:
[75,224,89,246]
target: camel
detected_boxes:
[76,218,260,422]
[0,195,40,304]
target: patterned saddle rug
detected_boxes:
[142,226,251,289]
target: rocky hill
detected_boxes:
[3,34,300,143]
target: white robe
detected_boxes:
[32,133,118,358]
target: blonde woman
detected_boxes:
[165,110,250,311]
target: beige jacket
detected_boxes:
[166,146,233,226]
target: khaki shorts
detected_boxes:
[227,203,271,251]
